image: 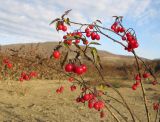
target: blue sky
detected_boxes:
[0,0,160,59]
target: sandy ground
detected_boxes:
[0,79,159,122]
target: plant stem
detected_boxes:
[132,51,150,122]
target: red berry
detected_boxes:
[143,73,150,78]
[81,64,87,73]
[68,77,74,82]
[76,97,81,103]
[94,102,100,110]
[3,58,9,64]
[65,63,74,72]
[119,27,125,33]
[63,35,67,39]
[88,99,96,109]
[126,32,131,37]
[83,94,90,101]
[21,72,26,77]
[85,28,90,33]
[29,71,37,78]
[56,89,60,94]
[111,25,116,31]
[19,77,23,82]
[91,32,96,40]
[89,25,94,29]
[75,39,80,44]
[135,74,141,81]
[95,34,100,40]
[153,103,159,110]
[122,36,126,41]
[80,98,85,103]
[127,35,133,42]
[152,81,158,85]
[53,51,60,59]
[7,63,12,69]
[86,32,91,37]
[132,84,137,90]
[83,40,89,45]
[59,86,64,93]
[89,93,94,100]
[71,32,75,36]
[116,27,121,33]
[75,66,84,75]
[98,101,105,109]
[23,75,30,81]
[77,32,82,37]
[114,28,119,33]
[111,22,118,30]
[62,25,67,32]
[57,25,63,30]
[70,85,76,91]
[67,40,72,45]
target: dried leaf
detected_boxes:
[50,18,60,25]
[89,42,101,45]
[61,9,72,19]
[97,55,103,69]
[96,20,102,24]
[61,52,68,68]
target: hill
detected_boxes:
[0,42,159,80]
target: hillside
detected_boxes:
[0,42,137,65]
[0,42,159,80]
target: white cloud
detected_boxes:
[0,0,158,45]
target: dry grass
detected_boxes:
[0,79,159,122]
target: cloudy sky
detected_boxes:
[0,0,160,59]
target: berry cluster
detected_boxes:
[19,71,37,82]
[65,63,87,75]
[57,23,67,32]
[132,72,157,90]
[76,92,105,117]
[3,58,13,69]
[85,25,100,40]
[70,85,76,91]
[63,31,83,45]
[111,22,139,52]
[50,11,159,120]
[56,86,64,94]
[111,22,125,33]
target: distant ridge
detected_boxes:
[0,42,149,65]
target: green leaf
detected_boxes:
[89,42,101,45]
[64,18,70,26]
[74,35,81,39]
[91,47,98,63]
[63,42,68,47]
[97,84,107,92]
